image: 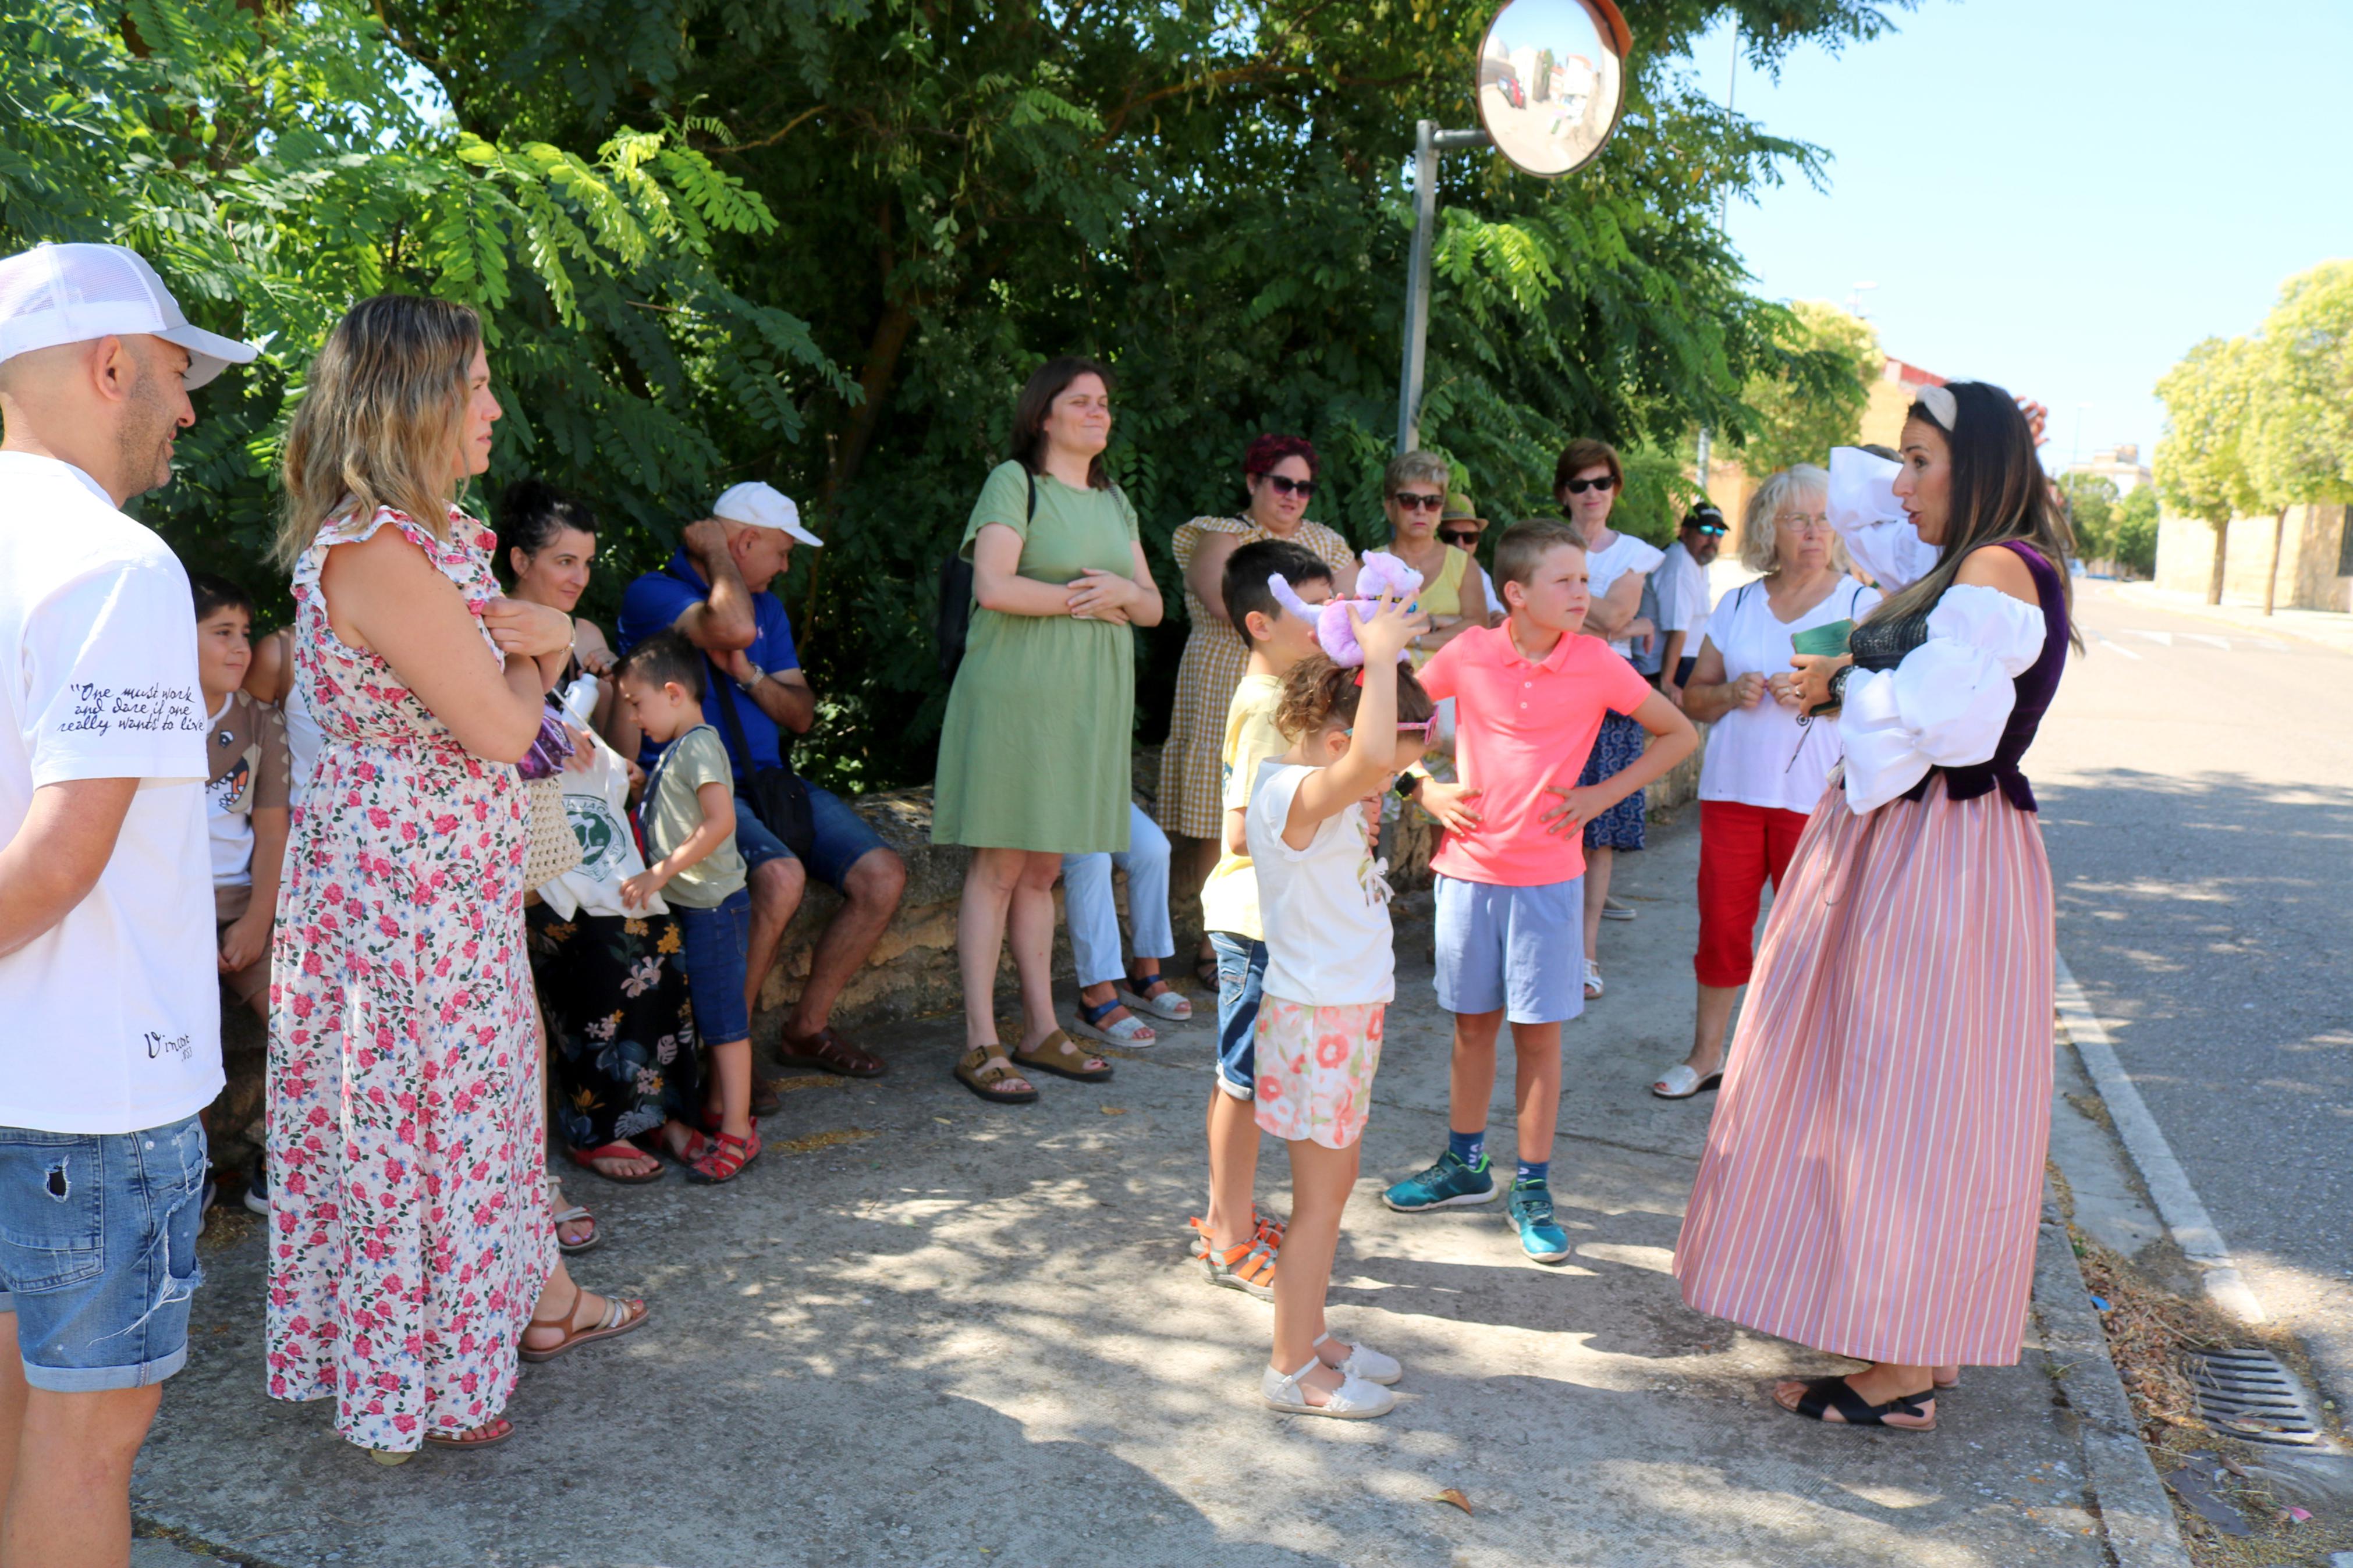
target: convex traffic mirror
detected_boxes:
[1475,0,1632,178]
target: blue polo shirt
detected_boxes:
[617,551,801,774]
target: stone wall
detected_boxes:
[207,732,1706,1174]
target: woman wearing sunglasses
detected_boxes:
[1159,434,1360,983]
[1557,438,1660,1001]
[1378,451,1491,670]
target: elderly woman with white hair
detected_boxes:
[1650,465,1880,1100]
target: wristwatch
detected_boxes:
[1394,774,1421,801]
[1827,667,1851,706]
[734,661,766,694]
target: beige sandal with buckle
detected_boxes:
[954,1045,1039,1105]
[1012,1028,1114,1083]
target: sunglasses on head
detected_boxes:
[1392,490,1446,512]
[1261,474,1315,498]
[1438,527,1479,546]
[1561,476,1617,496]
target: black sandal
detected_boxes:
[1781,1376,1936,1431]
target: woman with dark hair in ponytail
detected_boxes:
[1673,381,2079,1433]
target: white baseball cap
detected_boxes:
[712,481,822,547]
[0,241,258,390]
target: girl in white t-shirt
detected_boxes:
[1244,592,1433,1421]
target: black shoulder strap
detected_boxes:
[1027,467,1038,521]
[705,656,755,780]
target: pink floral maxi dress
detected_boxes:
[265,505,553,1452]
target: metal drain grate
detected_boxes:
[2185,1349,2325,1448]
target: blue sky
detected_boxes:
[1675,0,2353,470]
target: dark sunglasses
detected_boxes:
[1438,528,1480,546]
[1391,491,1446,512]
[1261,474,1316,498]
[1561,476,1618,495]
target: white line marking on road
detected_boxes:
[2055,953,2267,1323]
[2125,629,2174,646]
[2246,637,2289,651]
[2181,633,2232,650]
[2094,634,2145,660]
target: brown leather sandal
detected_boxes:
[518,1283,650,1364]
[954,1045,1038,1105]
[1012,1029,1113,1084]
[780,1024,887,1079]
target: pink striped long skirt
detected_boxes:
[1673,774,2054,1367]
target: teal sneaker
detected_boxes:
[1381,1149,1498,1213]
[1507,1180,1571,1264]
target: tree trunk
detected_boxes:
[2263,505,2288,616]
[2207,520,2228,606]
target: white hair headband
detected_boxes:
[1914,383,1958,431]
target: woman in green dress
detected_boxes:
[934,357,1165,1104]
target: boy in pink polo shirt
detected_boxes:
[1384,518,1695,1262]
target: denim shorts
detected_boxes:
[731,783,890,891]
[0,1114,207,1392]
[1434,874,1587,1026]
[673,887,753,1046]
[1209,931,1269,1101]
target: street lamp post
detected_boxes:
[1396,121,1497,453]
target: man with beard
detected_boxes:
[0,241,255,1568]
[1657,501,1728,706]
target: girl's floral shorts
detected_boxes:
[1252,997,1385,1150]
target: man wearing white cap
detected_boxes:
[0,241,255,1567]
[617,482,906,1087]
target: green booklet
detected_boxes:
[1789,620,1853,715]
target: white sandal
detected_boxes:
[1117,973,1193,1022]
[1650,1063,1723,1101]
[1073,995,1155,1047]
[1584,959,1604,1000]
[551,1203,601,1255]
[1261,1357,1396,1420]
[1314,1331,1401,1386]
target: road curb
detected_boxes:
[2034,1193,2196,1568]
[2108,582,2353,657]
[2056,955,2267,1324]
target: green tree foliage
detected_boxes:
[1735,299,1879,477]
[2109,486,2158,578]
[2057,472,2117,565]
[10,0,1919,791]
[2155,336,2262,605]
[370,0,1917,789]
[2244,261,2353,612]
[0,0,848,602]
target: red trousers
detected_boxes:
[1694,800,1810,987]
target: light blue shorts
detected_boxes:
[0,1115,207,1392]
[1433,874,1587,1026]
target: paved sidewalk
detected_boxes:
[141,810,2131,1567]
[2109,580,2353,655]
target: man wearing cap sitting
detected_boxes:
[0,241,256,1567]
[1657,502,1727,707]
[617,483,907,1085]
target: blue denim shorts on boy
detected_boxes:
[1433,874,1587,1025]
[730,783,889,891]
[0,1115,206,1392]
[673,886,754,1043]
[1209,931,1269,1100]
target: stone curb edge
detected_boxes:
[2040,1030,2195,1567]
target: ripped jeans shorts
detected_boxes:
[0,1115,207,1391]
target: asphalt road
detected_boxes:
[2035,579,2353,1403]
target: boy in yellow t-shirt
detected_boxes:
[1194,539,1333,1297]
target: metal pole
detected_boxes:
[1396,119,1439,454]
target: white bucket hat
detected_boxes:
[712,481,822,547]
[0,242,258,390]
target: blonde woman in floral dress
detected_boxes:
[1158,435,1357,979]
[266,296,647,1460]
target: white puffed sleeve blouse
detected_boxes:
[1839,585,2046,814]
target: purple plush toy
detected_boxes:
[1266,550,1425,667]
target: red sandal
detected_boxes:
[687,1127,761,1185]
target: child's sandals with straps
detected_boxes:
[1260,1357,1394,1420]
[686,1126,761,1185]
[1203,1239,1278,1300]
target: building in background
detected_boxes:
[2067,443,2153,497]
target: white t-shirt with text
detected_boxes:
[1245,760,1396,1008]
[0,453,222,1134]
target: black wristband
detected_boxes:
[1394,774,1419,801]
